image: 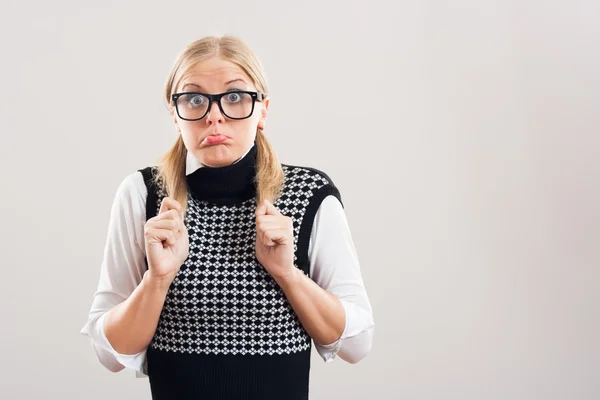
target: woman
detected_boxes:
[81,35,374,400]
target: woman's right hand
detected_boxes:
[144,197,189,288]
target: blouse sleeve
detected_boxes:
[308,195,375,364]
[80,171,150,377]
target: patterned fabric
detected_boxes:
[137,144,342,399]
[146,165,335,356]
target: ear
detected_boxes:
[257,97,270,131]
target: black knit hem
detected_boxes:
[147,347,311,400]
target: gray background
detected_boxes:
[0,0,598,399]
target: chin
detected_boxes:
[199,145,237,167]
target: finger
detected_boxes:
[148,219,180,232]
[146,228,178,246]
[258,231,275,247]
[147,223,181,240]
[255,200,282,217]
[159,197,182,216]
[256,220,284,233]
[154,209,181,222]
[260,228,290,247]
[256,215,292,232]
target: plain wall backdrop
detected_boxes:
[0,0,598,399]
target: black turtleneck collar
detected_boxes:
[186,143,258,204]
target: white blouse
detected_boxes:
[80,151,375,377]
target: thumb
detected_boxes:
[255,200,268,217]
[263,200,282,216]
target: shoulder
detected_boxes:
[115,169,148,203]
[137,166,158,188]
[281,163,338,188]
[280,163,343,207]
[107,170,148,226]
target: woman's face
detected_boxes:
[172,57,269,167]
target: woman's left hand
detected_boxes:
[255,200,296,281]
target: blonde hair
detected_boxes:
[157,36,284,217]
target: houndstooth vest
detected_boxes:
[138,143,342,400]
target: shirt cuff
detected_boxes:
[314,298,375,363]
[81,312,148,375]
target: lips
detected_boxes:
[203,134,230,145]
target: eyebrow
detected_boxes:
[181,78,248,91]
[225,78,247,86]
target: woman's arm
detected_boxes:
[104,272,170,354]
[277,195,375,363]
[80,171,152,373]
[107,193,189,355]
[274,266,346,345]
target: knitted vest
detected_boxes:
[138,143,342,400]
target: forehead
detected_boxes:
[179,57,251,89]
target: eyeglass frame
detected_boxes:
[171,90,265,121]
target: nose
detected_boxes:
[206,101,224,124]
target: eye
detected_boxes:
[187,94,207,107]
[224,92,242,103]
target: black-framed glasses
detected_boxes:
[171,90,265,121]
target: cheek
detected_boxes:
[230,117,259,137]
[178,121,205,145]
[249,111,263,129]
